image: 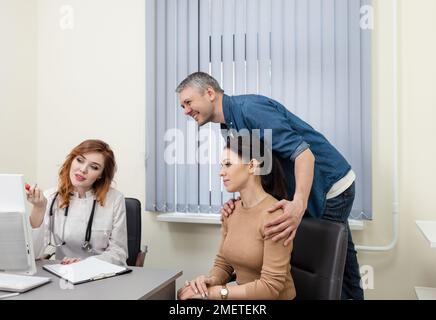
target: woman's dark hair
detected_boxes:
[225,134,288,200]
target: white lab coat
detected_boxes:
[32,187,128,266]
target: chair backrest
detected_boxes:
[291,217,348,300]
[125,198,142,267]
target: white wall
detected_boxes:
[36,0,146,195]
[0,0,37,184]
[353,0,436,299]
[35,0,152,265]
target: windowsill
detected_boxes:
[156,213,222,225]
[156,213,365,230]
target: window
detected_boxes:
[146,0,372,219]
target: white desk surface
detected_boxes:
[416,220,436,248]
[415,287,436,300]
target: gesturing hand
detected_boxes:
[25,184,47,209]
[61,257,81,265]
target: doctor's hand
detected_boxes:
[220,197,241,221]
[265,199,306,246]
[25,184,47,209]
[61,257,81,265]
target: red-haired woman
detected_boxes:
[25,139,128,266]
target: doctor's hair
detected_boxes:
[176,72,224,94]
[57,139,117,208]
[224,134,288,201]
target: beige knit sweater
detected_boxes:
[209,194,296,300]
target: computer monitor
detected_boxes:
[0,174,36,275]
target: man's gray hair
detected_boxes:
[176,72,224,94]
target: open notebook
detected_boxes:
[42,257,131,285]
[0,273,51,293]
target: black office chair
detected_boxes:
[125,198,146,267]
[291,217,348,300]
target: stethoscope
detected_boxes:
[49,192,97,252]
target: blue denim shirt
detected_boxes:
[221,94,351,218]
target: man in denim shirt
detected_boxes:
[177,72,363,300]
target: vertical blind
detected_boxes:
[146,0,372,219]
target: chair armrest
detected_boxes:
[135,252,146,267]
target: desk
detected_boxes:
[2,260,182,300]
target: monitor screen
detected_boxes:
[0,174,36,275]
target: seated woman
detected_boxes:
[26,139,128,266]
[178,135,296,300]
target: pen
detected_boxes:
[0,292,20,299]
[92,273,116,281]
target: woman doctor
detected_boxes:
[26,139,128,266]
